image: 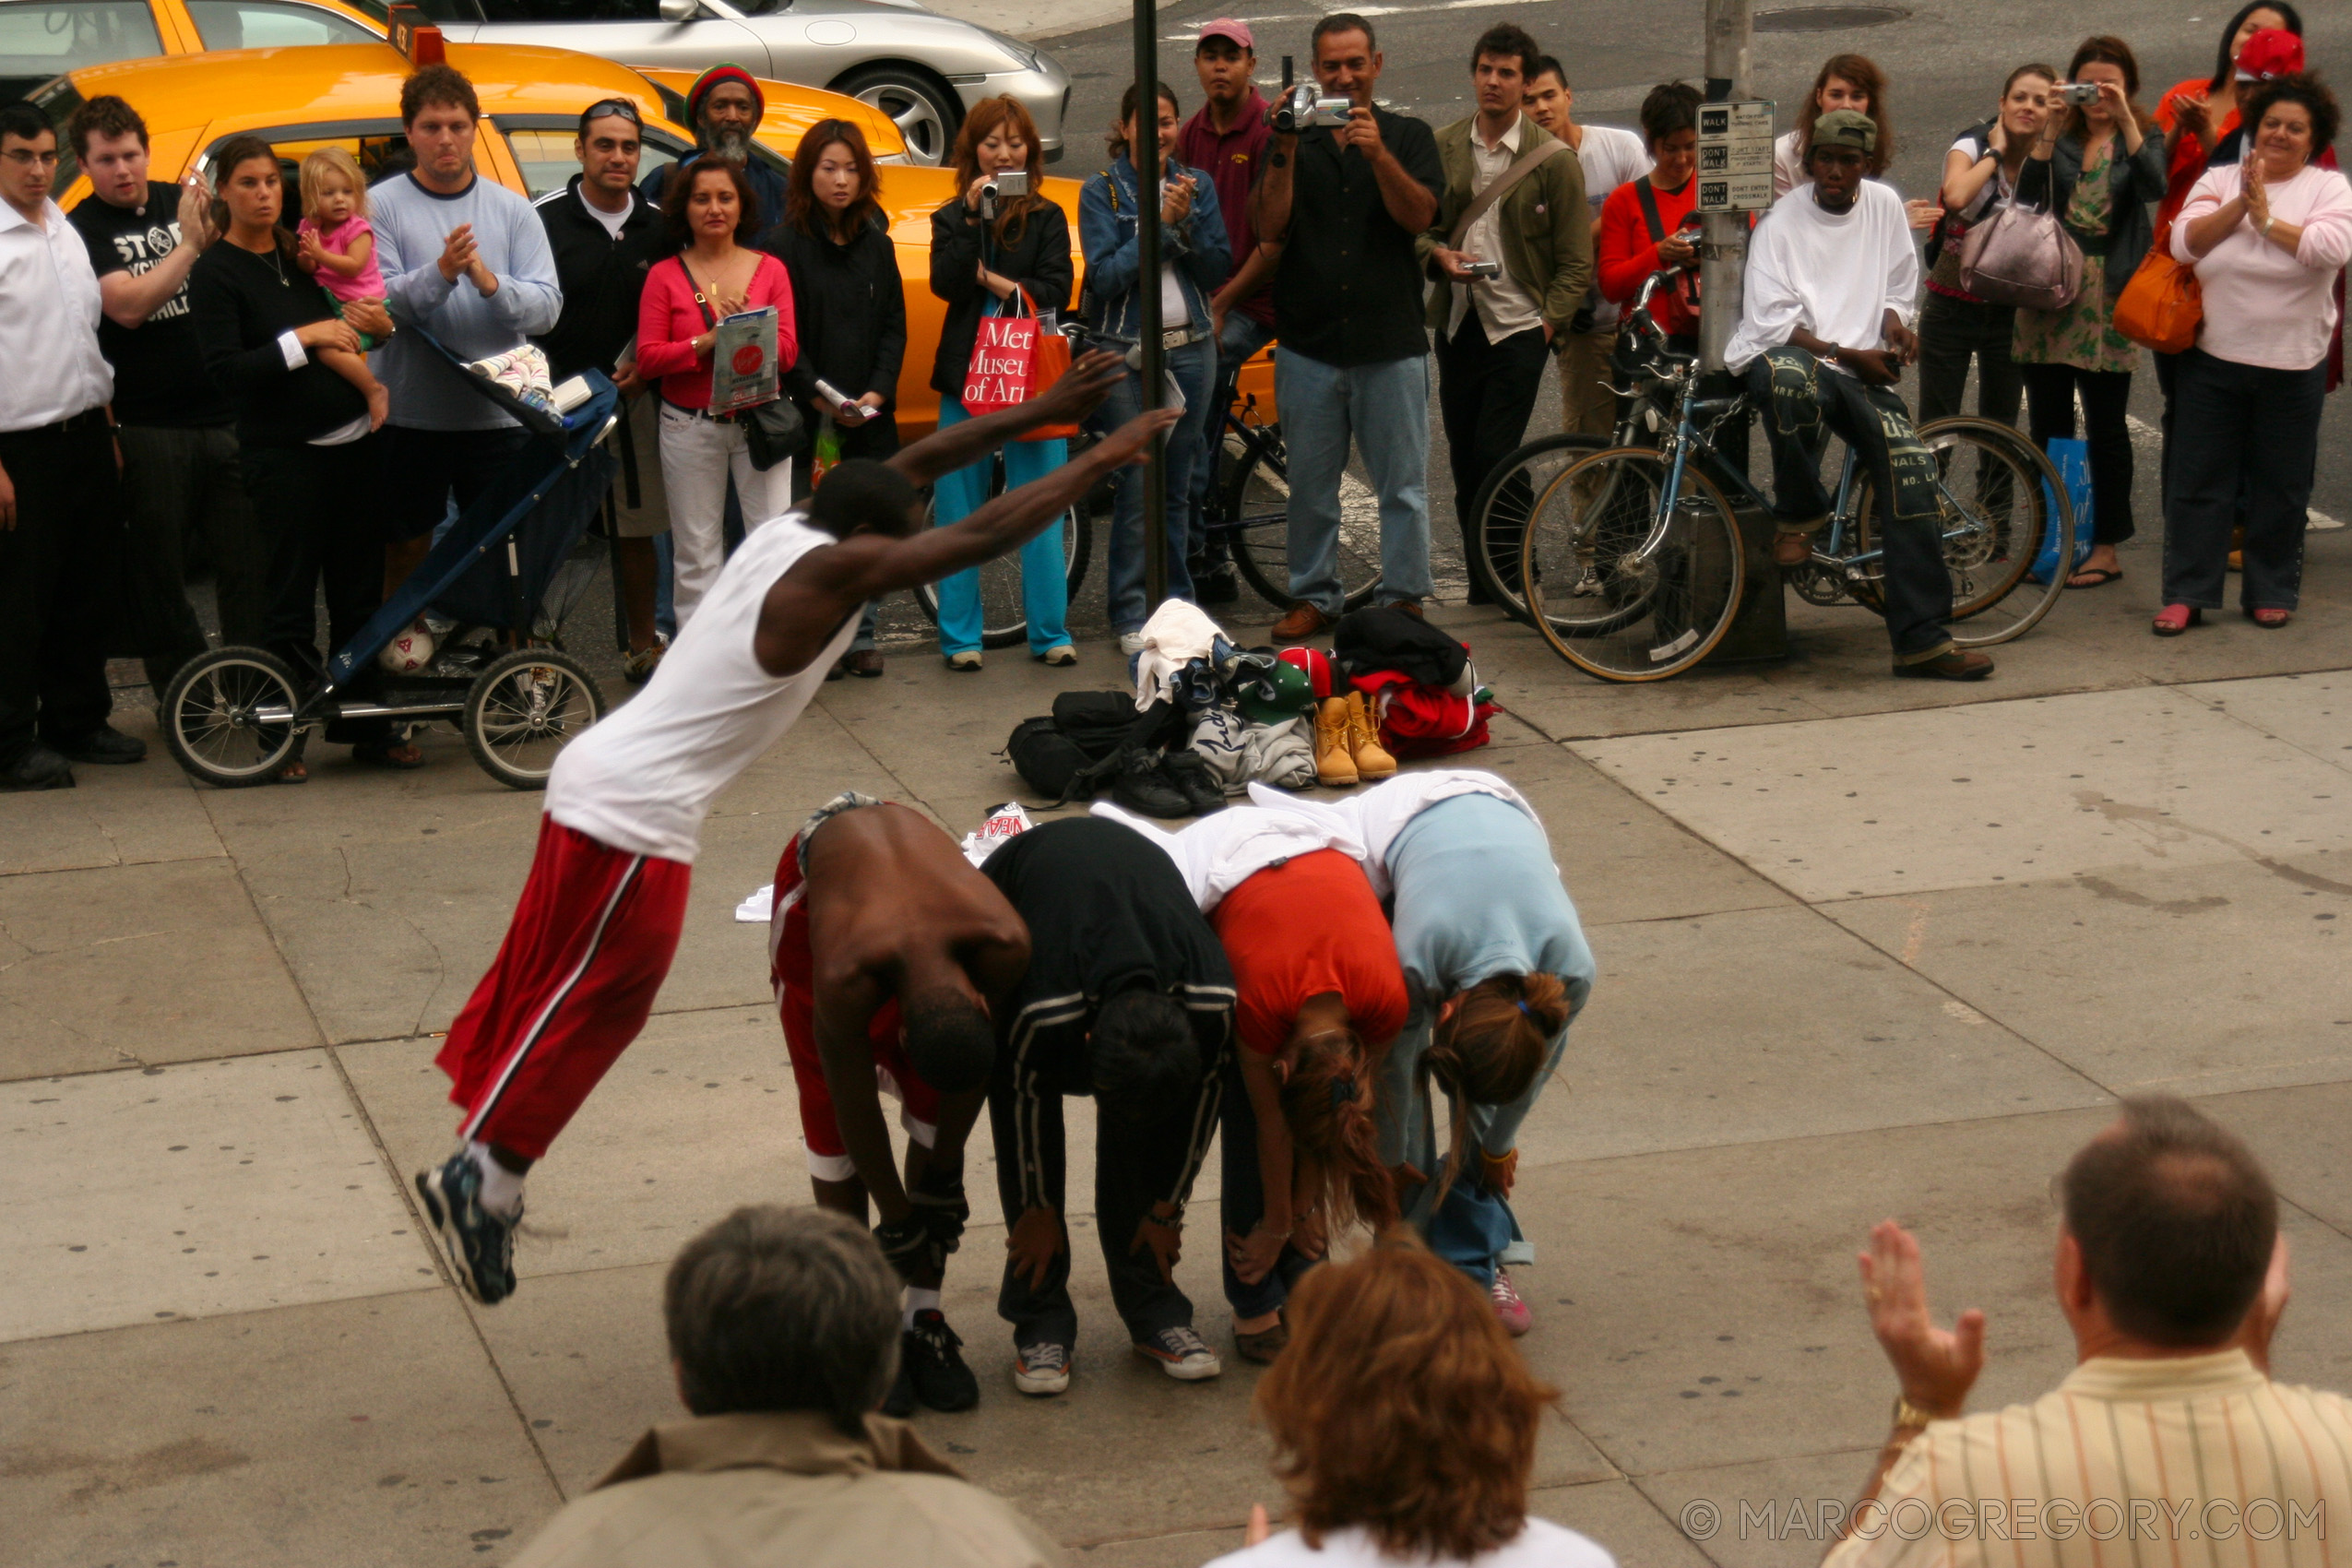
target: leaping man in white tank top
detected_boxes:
[414,350,1170,1307]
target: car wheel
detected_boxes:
[836,65,960,166]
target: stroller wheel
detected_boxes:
[160,647,309,788]
[463,648,604,790]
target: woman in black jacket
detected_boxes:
[925,95,1075,672]
[761,118,908,678]
[2012,37,2168,590]
[187,134,410,777]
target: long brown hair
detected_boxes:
[952,94,1046,247]
[1106,77,1177,162]
[1795,53,1894,176]
[208,134,298,266]
[1280,1028,1397,1231]
[1422,972,1571,1207]
[2059,35,2157,141]
[786,117,882,240]
[1256,1231,1557,1560]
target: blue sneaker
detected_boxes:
[415,1151,519,1305]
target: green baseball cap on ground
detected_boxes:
[1235,658,1316,725]
[1811,108,1877,156]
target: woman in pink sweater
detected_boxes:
[638,160,799,632]
[2156,72,2352,634]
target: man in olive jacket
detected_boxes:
[1421,22,1592,602]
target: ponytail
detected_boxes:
[1281,1030,1399,1231]
[1420,974,1572,1209]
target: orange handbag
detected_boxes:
[2114,221,2203,353]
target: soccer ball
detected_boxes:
[377,617,437,674]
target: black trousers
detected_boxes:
[2161,348,2324,612]
[0,415,123,763]
[383,424,535,541]
[243,435,393,742]
[988,1074,1201,1349]
[1435,314,1550,601]
[1915,291,2024,430]
[1747,348,1954,661]
[118,423,267,692]
[2021,362,2135,545]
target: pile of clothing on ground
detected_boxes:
[1004,601,1496,817]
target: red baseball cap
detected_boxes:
[1197,18,1254,51]
[2236,28,2304,82]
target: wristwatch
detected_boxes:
[1892,1395,1954,1429]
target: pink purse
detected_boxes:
[1958,196,2085,312]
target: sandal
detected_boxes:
[2150,604,2203,637]
[2066,567,2122,589]
[273,757,309,785]
[351,740,425,769]
[2247,606,2292,629]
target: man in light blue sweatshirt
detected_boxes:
[374,64,563,576]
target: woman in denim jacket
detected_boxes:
[1079,81,1230,648]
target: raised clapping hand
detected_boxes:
[1161,173,1196,226]
[437,222,479,284]
[176,172,215,249]
[2245,159,2272,232]
[1858,1218,1985,1420]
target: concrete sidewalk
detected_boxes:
[6,577,2352,1566]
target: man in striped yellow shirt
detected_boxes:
[1825,1095,2351,1568]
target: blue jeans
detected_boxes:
[930,397,1071,657]
[1378,1008,1571,1289]
[1104,341,1212,633]
[1273,347,1434,611]
[1190,313,1278,572]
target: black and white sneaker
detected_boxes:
[1134,1324,1222,1381]
[414,1151,519,1305]
[1013,1340,1072,1396]
[902,1309,980,1411]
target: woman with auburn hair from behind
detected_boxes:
[1206,1232,1617,1568]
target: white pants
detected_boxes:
[657,401,794,630]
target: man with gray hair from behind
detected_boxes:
[509,1206,1062,1567]
[1823,1093,2351,1568]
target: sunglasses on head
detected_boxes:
[578,99,644,135]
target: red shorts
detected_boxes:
[437,816,692,1161]
[768,823,939,1179]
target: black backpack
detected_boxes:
[1005,693,1183,804]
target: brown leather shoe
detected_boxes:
[1383,598,1425,620]
[1271,602,1332,643]
[1894,649,1995,681]
[845,648,885,677]
[1234,1318,1290,1365]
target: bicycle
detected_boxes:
[1482,272,2073,683]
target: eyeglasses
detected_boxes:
[578,99,644,134]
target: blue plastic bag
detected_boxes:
[2030,437,2095,583]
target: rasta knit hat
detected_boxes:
[686,63,765,125]
[1810,107,1877,156]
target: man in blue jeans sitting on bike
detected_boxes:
[1727,109,1992,682]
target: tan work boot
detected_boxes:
[1313,697,1359,787]
[1343,691,1396,780]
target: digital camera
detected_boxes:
[2056,82,2101,106]
[1461,259,1503,279]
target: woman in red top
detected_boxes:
[1212,848,1408,1363]
[1598,82,1705,344]
[637,160,799,633]
[2156,4,2302,230]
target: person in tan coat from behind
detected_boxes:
[509,1205,1062,1568]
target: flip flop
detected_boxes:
[2066,567,2123,589]
[352,741,426,770]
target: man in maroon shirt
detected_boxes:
[1177,18,1277,604]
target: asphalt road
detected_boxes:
[1037,0,2352,529]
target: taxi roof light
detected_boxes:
[386,3,445,66]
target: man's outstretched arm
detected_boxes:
[754,406,1180,676]
[888,349,1126,487]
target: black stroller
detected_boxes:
[160,336,621,790]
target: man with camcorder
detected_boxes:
[1252,13,1444,640]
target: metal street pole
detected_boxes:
[1134,2,1168,609]
[1696,0,1752,374]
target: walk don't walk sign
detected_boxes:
[1697,101,1775,212]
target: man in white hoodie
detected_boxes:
[1727,108,1989,682]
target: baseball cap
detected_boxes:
[2236,27,2304,82]
[1810,108,1878,156]
[1197,18,1254,51]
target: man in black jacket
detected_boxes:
[980,815,1236,1398]
[537,100,668,682]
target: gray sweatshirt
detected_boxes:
[373,171,563,431]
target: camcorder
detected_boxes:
[980,170,1030,199]
[1271,55,1353,133]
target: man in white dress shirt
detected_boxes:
[0,102,143,790]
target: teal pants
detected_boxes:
[930,397,1070,657]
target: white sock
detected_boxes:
[466,1140,526,1218]
[902,1287,942,1329]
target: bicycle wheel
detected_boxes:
[1848,417,2067,649]
[912,502,1092,650]
[1224,436,1383,614]
[1467,433,1609,624]
[1522,448,1745,682]
[160,647,308,787]
[463,648,605,790]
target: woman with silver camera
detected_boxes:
[1079,79,1230,653]
[1917,64,2056,427]
[927,96,1075,671]
[2012,37,2166,592]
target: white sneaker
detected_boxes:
[1014,1340,1072,1396]
[1118,631,1151,656]
[1134,1324,1222,1381]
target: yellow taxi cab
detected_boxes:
[0,0,907,156]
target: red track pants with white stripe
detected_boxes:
[435,816,693,1160]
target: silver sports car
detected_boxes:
[400,0,1068,164]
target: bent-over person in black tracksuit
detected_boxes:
[980,815,1233,1398]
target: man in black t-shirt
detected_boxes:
[1252,13,1444,640]
[980,816,1236,1398]
[66,95,265,696]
